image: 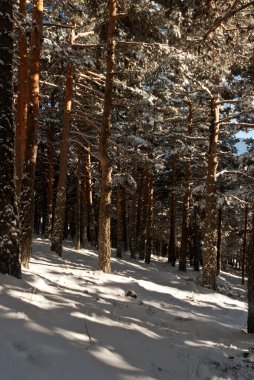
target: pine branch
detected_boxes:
[204,0,254,38]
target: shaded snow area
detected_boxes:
[1,238,254,380]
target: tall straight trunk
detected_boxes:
[116,184,123,258]
[20,0,43,268]
[136,171,143,258]
[44,95,55,239]
[16,0,29,194]
[0,0,22,278]
[145,173,154,264]
[139,171,148,260]
[179,161,191,271]
[82,162,88,247]
[121,187,128,251]
[202,96,220,289]
[51,64,73,256]
[98,0,117,273]
[129,169,137,258]
[168,155,177,266]
[242,204,248,285]
[179,104,193,271]
[193,206,200,271]
[216,207,222,275]
[247,212,254,333]
[74,147,81,250]
[84,145,96,246]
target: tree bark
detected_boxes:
[98,0,117,273]
[129,169,138,258]
[247,212,254,333]
[216,206,222,275]
[202,96,220,289]
[168,155,177,266]
[242,204,248,285]
[15,0,29,195]
[139,171,148,260]
[74,147,81,250]
[179,161,191,272]
[116,184,123,258]
[0,0,22,278]
[145,173,154,264]
[51,64,73,256]
[19,0,43,268]
[44,93,55,239]
[83,145,96,246]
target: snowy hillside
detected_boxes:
[0,238,254,380]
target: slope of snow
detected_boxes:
[0,238,254,380]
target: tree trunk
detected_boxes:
[19,0,43,268]
[168,155,177,266]
[116,184,123,258]
[121,187,128,251]
[129,169,137,258]
[74,147,81,250]
[193,206,200,271]
[139,171,148,260]
[0,0,22,278]
[81,162,88,247]
[51,64,73,256]
[216,207,222,275]
[242,204,248,285]
[179,161,191,272]
[179,104,193,271]
[83,145,96,247]
[247,212,254,333]
[145,173,154,264]
[15,0,29,195]
[98,0,117,273]
[202,96,220,289]
[44,94,55,239]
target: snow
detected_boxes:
[1,238,254,380]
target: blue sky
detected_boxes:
[235,130,254,154]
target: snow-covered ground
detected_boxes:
[1,238,254,380]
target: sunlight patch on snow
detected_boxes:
[184,339,220,348]
[9,289,54,310]
[90,346,140,371]
[26,321,53,335]
[54,327,93,344]
[84,314,161,339]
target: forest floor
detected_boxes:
[0,237,254,380]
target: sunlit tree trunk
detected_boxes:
[98,0,117,272]
[20,0,43,268]
[51,64,73,256]
[202,95,220,289]
[83,145,96,246]
[0,0,22,278]
[16,0,29,194]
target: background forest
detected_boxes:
[1,0,254,348]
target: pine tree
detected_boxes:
[0,0,21,278]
